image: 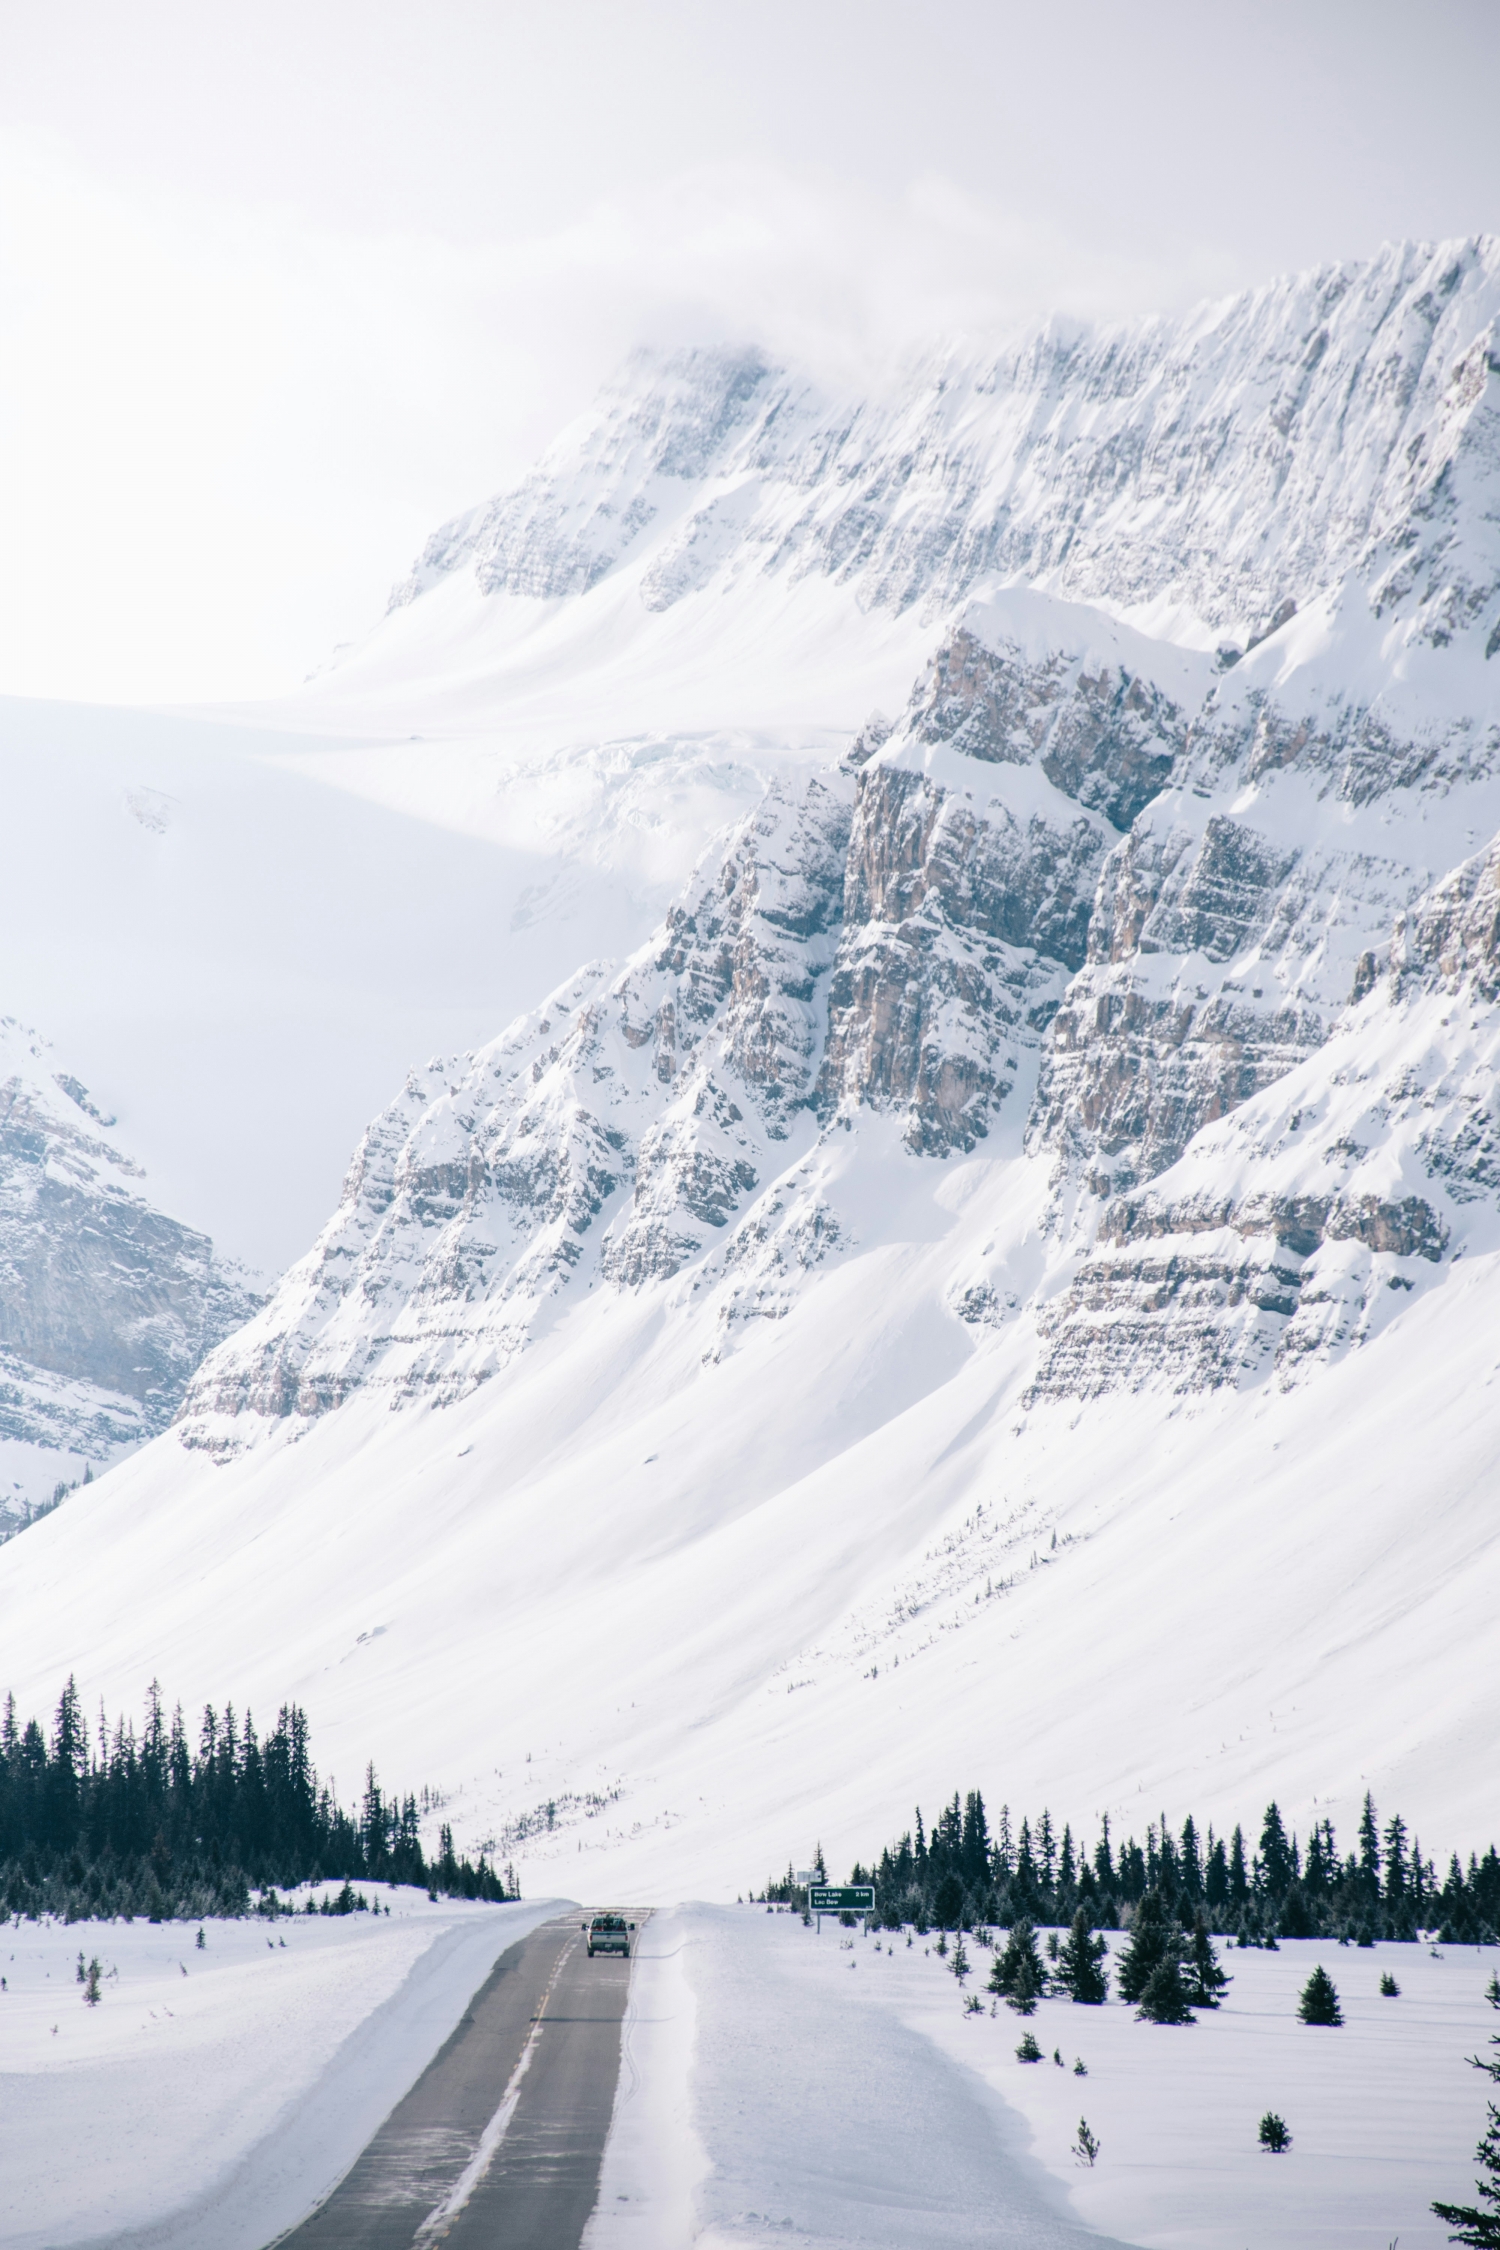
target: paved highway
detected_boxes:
[273,1913,635,2250]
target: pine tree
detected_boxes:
[1186,1911,1230,2007]
[932,1872,965,1930]
[1136,1957,1196,2024]
[1358,1793,1381,1900]
[1298,1966,1344,2025]
[1058,1909,1109,2004]
[1117,1890,1176,2004]
[989,1917,1044,2014]
[1258,1803,1294,1897]
[1228,1826,1249,1906]
[1073,2118,1100,2167]
[1432,2100,1500,2246]
[1259,2112,1292,2154]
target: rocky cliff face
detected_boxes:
[387,236,1500,665]
[0,1021,260,1521]
[185,239,1500,1443]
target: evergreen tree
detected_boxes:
[1384,1813,1410,1909]
[932,1872,964,1930]
[960,1792,990,1889]
[1038,1810,1056,1892]
[1259,2113,1292,2154]
[1117,1890,1177,2005]
[1258,1804,1295,1898]
[1432,2101,1500,2246]
[1137,1956,1196,2024]
[993,1803,1014,1883]
[990,1918,1044,2013]
[1186,1911,1230,2006]
[1058,1908,1109,2004]
[1228,1826,1249,1906]
[1298,1966,1344,2025]
[1358,1794,1381,1900]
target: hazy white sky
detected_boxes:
[3,0,1498,704]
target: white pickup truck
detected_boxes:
[583,1912,634,1956]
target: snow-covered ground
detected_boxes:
[1,1891,1493,2247]
[0,1889,558,2250]
[592,1905,1500,2250]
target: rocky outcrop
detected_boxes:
[0,1020,260,1513]
[196,514,1500,1435]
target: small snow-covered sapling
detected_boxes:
[1073,2057,1087,2076]
[1380,1971,1400,1996]
[1016,2030,1044,2063]
[196,1928,205,1950]
[1073,2119,1100,2167]
[1259,2112,1292,2153]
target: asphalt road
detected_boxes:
[273,1914,636,2250]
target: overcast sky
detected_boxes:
[3,0,1499,705]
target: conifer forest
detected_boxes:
[0,1679,514,1921]
[771,1789,1500,1949]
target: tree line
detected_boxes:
[767,1788,1499,1946]
[0,1678,515,1921]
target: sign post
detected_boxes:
[808,1883,874,1933]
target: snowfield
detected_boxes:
[593,1906,1500,2250]
[0,1892,557,2250]
[8,1898,1488,2249]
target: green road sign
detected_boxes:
[809,1885,874,1913]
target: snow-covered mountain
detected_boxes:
[2,237,1498,1896]
[0,1019,258,1526]
[310,234,1500,731]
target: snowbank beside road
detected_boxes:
[589,1906,1497,2250]
[589,1904,1124,2250]
[0,1890,560,2250]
